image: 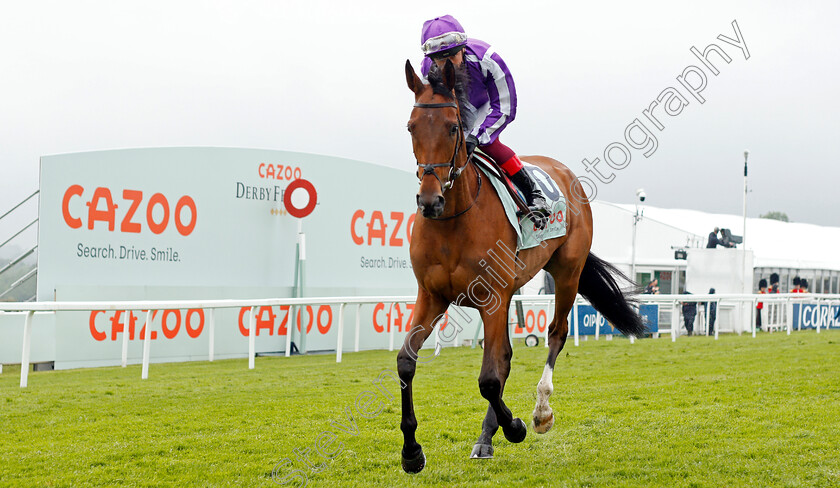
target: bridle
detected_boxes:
[413,102,468,191]
[413,101,481,220]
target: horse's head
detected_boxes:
[405,59,467,219]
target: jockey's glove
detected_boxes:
[466,134,479,156]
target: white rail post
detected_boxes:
[798,300,803,331]
[816,300,821,334]
[336,303,346,363]
[714,300,720,340]
[249,306,257,369]
[141,310,153,380]
[573,299,580,347]
[595,311,600,341]
[388,302,395,352]
[751,298,757,338]
[121,310,130,367]
[566,309,573,342]
[759,301,775,334]
[671,301,678,342]
[208,309,215,362]
[285,305,293,357]
[787,298,793,334]
[19,311,34,388]
[354,303,361,352]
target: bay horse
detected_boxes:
[397,59,645,473]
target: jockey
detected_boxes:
[420,15,550,221]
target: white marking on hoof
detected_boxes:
[532,364,555,434]
[533,411,554,434]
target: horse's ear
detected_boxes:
[443,59,456,92]
[405,59,423,96]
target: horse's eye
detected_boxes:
[450,125,458,135]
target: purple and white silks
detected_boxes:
[421,38,518,146]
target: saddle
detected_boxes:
[470,150,568,251]
[470,150,531,217]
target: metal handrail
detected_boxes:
[0,267,37,300]
[0,246,37,278]
[0,191,40,300]
[0,190,38,222]
[0,219,38,251]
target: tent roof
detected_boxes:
[609,203,840,271]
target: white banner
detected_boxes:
[38,148,426,368]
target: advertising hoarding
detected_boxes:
[38,148,422,368]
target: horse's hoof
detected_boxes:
[503,418,527,443]
[401,448,426,474]
[533,411,554,434]
[469,443,494,459]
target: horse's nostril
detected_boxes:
[436,196,445,207]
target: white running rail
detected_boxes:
[2,293,838,388]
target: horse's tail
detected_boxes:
[576,252,646,338]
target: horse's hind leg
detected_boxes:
[532,251,583,434]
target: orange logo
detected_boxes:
[350,210,416,246]
[62,185,197,236]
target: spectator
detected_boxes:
[799,279,809,293]
[707,227,734,248]
[756,278,768,331]
[767,274,781,325]
[643,279,660,295]
[791,276,802,293]
[707,227,722,248]
[681,291,697,336]
[704,288,718,335]
[769,273,780,293]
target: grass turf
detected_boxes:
[2,330,839,487]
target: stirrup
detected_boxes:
[527,195,551,230]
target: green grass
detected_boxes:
[2,331,840,487]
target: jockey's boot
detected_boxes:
[509,167,551,229]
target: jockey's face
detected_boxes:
[432,49,464,70]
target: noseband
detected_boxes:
[413,102,467,191]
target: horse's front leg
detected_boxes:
[470,404,500,459]
[471,299,527,458]
[397,290,448,474]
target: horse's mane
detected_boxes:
[426,63,470,111]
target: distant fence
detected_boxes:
[2,293,838,388]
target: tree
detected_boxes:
[760,211,789,222]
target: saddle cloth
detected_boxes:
[472,155,567,250]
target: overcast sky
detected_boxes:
[2,0,839,233]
